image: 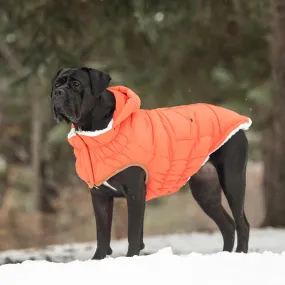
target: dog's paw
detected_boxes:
[107,247,113,255]
[92,253,106,260]
[92,247,112,260]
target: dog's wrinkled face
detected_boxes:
[51,67,111,124]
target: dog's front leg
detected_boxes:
[90,189,114,260]
[125,177,146,257]
[126,194,145,257]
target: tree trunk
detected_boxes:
[37,71,59,246]
[263,0,285,227]
[31,94,42,211]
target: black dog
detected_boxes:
[51,67,250,259]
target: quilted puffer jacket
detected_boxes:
[68,86,252,201]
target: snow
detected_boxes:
[1,228,285,285]
[1,248,285,285]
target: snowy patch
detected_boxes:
[0,228,285,263]
[1,228,285,284]
[1,247,285,285]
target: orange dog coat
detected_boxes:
[68,86,252,201]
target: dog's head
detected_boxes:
[51,67,111,124]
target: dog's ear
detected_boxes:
[82,67,111,96]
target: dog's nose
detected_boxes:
[55,89,65,96]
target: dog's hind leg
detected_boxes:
[210,130,249,253]
[140,218,145,251]
[189,164,235,252]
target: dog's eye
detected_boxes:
[73,81,80,87]
[55,82,60,88]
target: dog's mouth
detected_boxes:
[53,106,80,124]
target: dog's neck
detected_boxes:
[74,90,116,132]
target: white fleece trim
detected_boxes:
[68,128,76,139]
[193,118,252,176]
[103,181,118,191]
[91,181,117,191]
[67,119,113,139]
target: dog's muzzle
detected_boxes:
[53,102,79,123]
[52,87,80,123]
[54,88,66,97]
[52,105,63,122]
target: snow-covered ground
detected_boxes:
[1,228,285,285]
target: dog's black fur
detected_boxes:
[51,67,250,259]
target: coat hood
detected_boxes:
[107,86,141,127]
[68,86,141,139]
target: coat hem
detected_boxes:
[91,163,150,189]
[188,118,252,180]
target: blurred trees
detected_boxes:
[0,0,280,248]
[262,0,285,227]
